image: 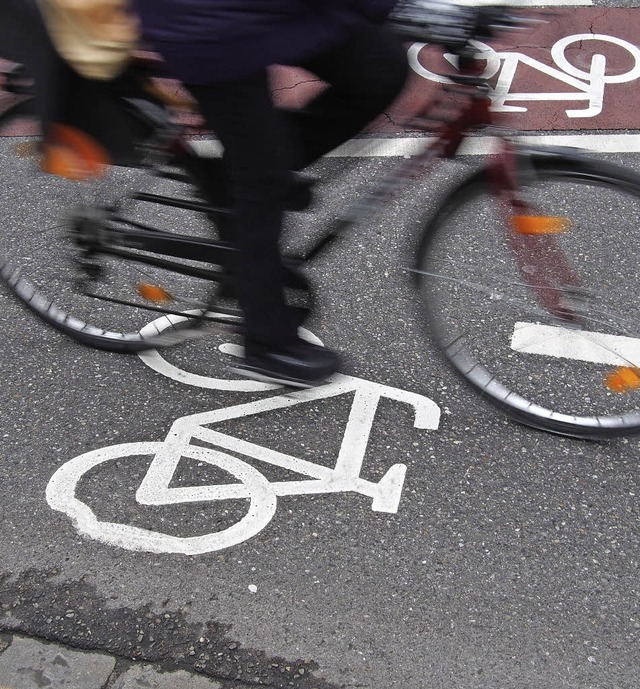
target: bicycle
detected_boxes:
[2,9,640,439]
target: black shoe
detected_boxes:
[232,339,340,388]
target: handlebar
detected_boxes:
[471,6,546,42]
[389,2,545,54]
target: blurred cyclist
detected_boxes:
[26,0,476,387]
[130,0,416,387]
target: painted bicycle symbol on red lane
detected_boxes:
[409,33,640,119]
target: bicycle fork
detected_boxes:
[490,143,583,321]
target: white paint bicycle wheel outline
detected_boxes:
[46,442,278,555]
[137,311,323,392]
[407,40,499,84]
[551,34,640,84]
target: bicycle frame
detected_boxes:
[0,43,583,325]
[9,25,640,437]
[295,50,584,327]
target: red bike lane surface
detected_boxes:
[272,8,640,133]
[2,8,639,137]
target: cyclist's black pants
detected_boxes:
[187,24,408,348]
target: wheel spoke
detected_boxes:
[417,158,640,437]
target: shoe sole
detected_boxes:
[230,364,333,389]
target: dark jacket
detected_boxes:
[132,0,397,84]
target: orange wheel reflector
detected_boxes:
[41,124,110,181]
[511,215,570,235]
[605,366,640,393]
[137,283,175,304]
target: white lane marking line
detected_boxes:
[190,134,640,159]
[511,322,640,365]
[326,134,640,157]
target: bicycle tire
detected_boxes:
[415,149,640,439]
[0,102,237,353]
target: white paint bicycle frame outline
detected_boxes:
[47,313,441,555]
[408,34,640,118]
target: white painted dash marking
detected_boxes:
[461,0,591,5]
[511,322,640,366]
[325,134,640,157]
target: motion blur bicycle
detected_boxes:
[2,8,640,439]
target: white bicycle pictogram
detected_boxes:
[409,33,640,118]
[46,315,441,555]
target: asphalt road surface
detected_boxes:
[0,3,638,689]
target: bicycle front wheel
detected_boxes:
[416,152,640,438]
[0,106,236,353]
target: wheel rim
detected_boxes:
[417,161,640,437]
[0,111,232,351]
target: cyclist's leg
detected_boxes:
[286,24,408,168]
[186,24,407,204]
[0,0,45,65]
[0,0,58,131]
[187,73,297,347]
[47,57,143,166]
[183,24,406,211]
[185,75,338,386]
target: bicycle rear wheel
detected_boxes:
[0,105,238,352]
[416,151,640,438]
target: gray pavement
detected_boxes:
[0,634,246,688]
[1,152,638,689]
